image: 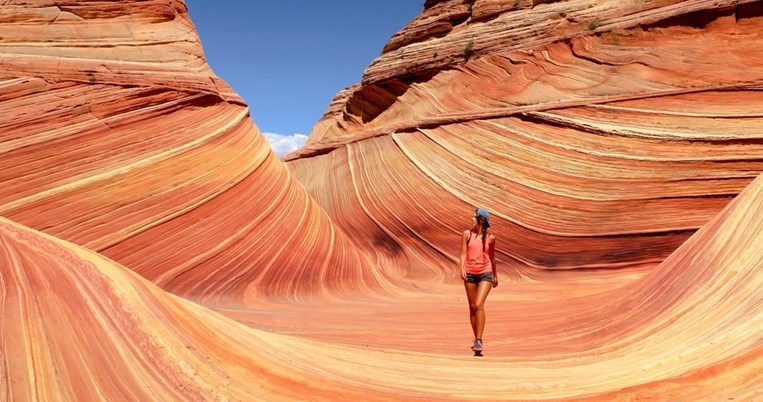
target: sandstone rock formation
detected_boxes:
[2,169,761,400]
[0,0,385,305]
[1,0,762,400]
[0,218,406,401]
[288,0,763,277]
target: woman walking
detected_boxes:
[460,207,498,354]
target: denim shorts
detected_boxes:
[465,272,494,284]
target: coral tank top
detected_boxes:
[465,231,492,274]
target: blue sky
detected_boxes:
[185,1,423,156]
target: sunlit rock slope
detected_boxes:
[1,0,762,401]
[2,168,761,400]
[0,218,409,402]
[0,0,384,304]
[287,0,763,278]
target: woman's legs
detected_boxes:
[473,280,493,341]
[463,281,479,339]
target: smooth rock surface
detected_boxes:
[1,0,762,400]
[0,0,384,305]
[288,1,763,274]
[2,169,761,400]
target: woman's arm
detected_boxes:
[489,235,498,288]
[460,230,469,280]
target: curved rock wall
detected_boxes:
[2,168,761,399]
[288,1,763,275]
[1,0,762,400]
[0,0,385,303]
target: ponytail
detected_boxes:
[481,224,487,252]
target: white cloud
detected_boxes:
[262,132,309,157]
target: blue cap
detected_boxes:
[475,208,491,228]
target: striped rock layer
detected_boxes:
[0,0,385,305]
[1,0,762,401]
[282,0,763,399]
[288,0,763,277]
[1,169,761,400]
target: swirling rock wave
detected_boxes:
[0,0,385,305]
[1,170,761,400]
[287,0,763,275]
[1,0,762,400]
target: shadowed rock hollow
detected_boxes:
[1,0,762,400]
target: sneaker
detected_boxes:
[471,339,483,352]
